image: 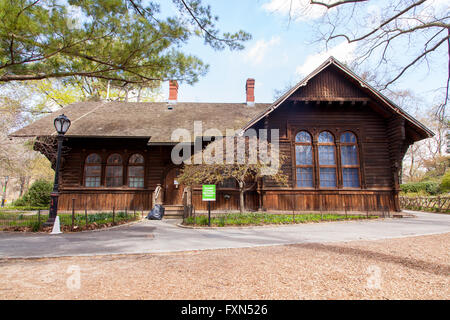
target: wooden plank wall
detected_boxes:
[192,190,258,211]
[262,191,395,212]
[59,191,152,212]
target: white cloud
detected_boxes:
[244,36,281,65]
[261,0,328,21]
[295,41,357,77]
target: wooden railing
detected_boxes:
[400,196,450,213]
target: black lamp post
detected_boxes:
[1,176,9,207]
[45,114,71,226]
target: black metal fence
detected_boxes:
[0,200,145,231]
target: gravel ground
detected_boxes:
[1,233,449,300]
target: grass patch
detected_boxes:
[183,212,378,227]
[0,211,140,232]
[0,206,48,212]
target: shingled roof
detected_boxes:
[10,101,270,143]
[11,57,434,144]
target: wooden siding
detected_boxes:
[59,190,152,212]
[192,190,258,212]
[262,190,395,212]
[289,65,368,101]
[52,67,408,212]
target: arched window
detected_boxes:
[128,154,145,188]
[106,153,123,187]
[84,153,101,187]
[318,131,337,188]
[340,132,360,188]
[295,131,314,187]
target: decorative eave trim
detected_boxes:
[242,56,434,139]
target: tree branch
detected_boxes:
[383,33,450,89]
[310,0,367,9]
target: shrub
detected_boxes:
[13,179,53,207]
[440,171,450,193]
[400,181,440,195]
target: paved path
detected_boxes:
[1,211,449,258]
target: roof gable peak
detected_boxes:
[243,56,433,139]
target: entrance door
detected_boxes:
[164,167,183,205]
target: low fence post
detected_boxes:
[319,195,323,220]
[112,205,115,225]
[366,194,369,218]
[38,209,41,227]
[438,196,441,213]
[85,203,88,228]
[344,196,348,218]
[292,193,295,223]
[71,198,75,231]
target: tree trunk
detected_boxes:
[19,177,25,197]
[239,181,245,213]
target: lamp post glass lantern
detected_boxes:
[46,114,71,226]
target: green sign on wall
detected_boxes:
[202,185,216,201]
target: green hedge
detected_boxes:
[400,181,440,195]
[12,179,53,207]
[440,171,450,193]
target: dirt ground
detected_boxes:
[1,233,449,300]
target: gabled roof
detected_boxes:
[243,56,434,140]
[11,57,433,143]
[10,101,269,143]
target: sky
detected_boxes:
[157,0,449,110]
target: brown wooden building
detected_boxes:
[12,57,433,214]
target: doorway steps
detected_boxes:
[164,205,184,219]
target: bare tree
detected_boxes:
[282,0,450,119]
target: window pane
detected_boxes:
[107,153,122,164]
[296,167,313,187]
[318,145,335,165]
[85,176,100,187]
[128,166,144,188]
[318,131,334,143]
[86,153,101,164]
[128,177,144,188]
[320,168,336,187]
[106,166,123,187]
[341,145,358,165]
[295,145,312,165]
[85,165,101,187]
[340,132,356,143]
[343,168,360,187]
[85,165,101,176]
[295,131,311,143]
[129,154,144,164]
[128,166,144,177]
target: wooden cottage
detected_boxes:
[11,57,433,215]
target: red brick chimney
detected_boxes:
[246,78,255,106]
[168,80,178,104]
